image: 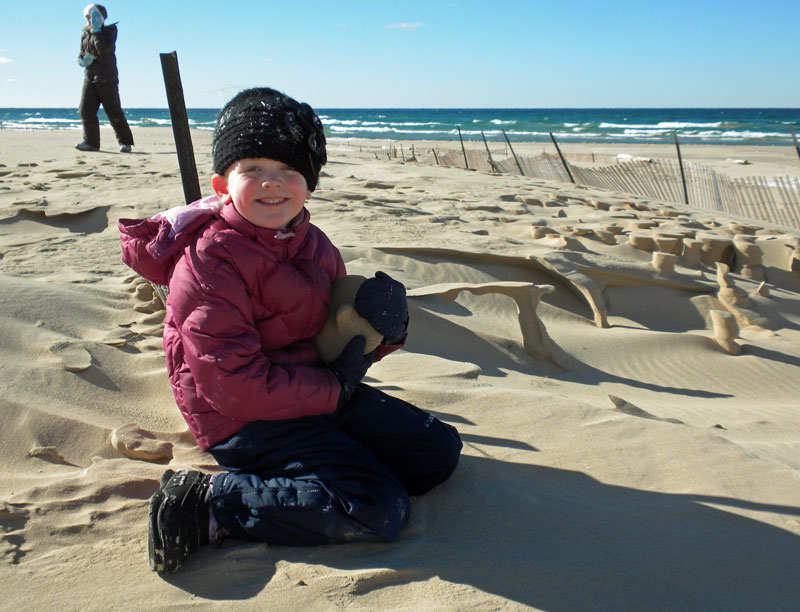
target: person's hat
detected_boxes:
[83,4,107,19]
[212,88,327,191]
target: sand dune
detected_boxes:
[1,128,799,611]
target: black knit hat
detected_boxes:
[212,88,327,191]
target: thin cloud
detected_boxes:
[385,22,422,31]
[0,57,12,64]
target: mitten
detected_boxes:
[78,53,95,68]
[354,271,408,344]
[326,335,374,407]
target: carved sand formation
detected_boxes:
[313,275,385,363]
[517,191,797,340]
[1,130,800,609]
[407,281,573,370]
[111,423,173,462]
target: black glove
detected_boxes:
[326,335,374,407]
[354,271,408,344]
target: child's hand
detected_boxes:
[354,272,408,344]
[326,335,374,406]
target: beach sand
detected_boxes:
[1,127,799,611]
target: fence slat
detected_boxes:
[383,141,799,230]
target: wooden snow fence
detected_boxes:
[436,148,497,173]
[430,148,800,230]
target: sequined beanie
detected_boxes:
[211,88,327,191]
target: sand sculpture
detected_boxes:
[714,262,773,330]
[111,423,173,462]
[733,236,765,281]
[710,309,741,355]
[651,251,677,274]
[525,251,712,328]
[681,239,703,267]
[313,275,385,364]
[407,281,573,370]
[49,341,92,373]
[698,234,733,266]
[786,239,800,272]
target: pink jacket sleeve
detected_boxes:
[118,196,223,286]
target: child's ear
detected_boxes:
[212,174,232,204]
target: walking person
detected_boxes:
[76,4,134,153]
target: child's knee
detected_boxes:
[407,420,462,495]
[433,419,463,470]
[369,490,411,541]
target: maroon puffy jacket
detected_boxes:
[119,200,350,450]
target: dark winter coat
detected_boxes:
[79,24,119,84]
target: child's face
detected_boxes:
[212,158,310,230]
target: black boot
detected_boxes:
[148,469,212,574]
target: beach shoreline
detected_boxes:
[3,127,799,179]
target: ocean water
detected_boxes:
[1,107,798,147]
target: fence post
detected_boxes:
[674,133,689,205]
[481,130,499,172]
[791,127,800,166]
[502,129,524,175]
[549,132,575,184]
[159,51,201,205]
[457,127,469,169]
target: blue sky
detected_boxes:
[1,0,798,108]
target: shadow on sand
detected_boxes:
[172,454,799,611]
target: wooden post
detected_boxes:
[159,51,201,205]
[480,130,498,172]
[674,133,689,205]
[549,132,575,184]
[457,127,469,169]
[432,149,440,165]
[502,129,523,175]
[791,127,800,166]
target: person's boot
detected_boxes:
[75,142,99,152]
[148,469,212,573]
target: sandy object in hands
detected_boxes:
[314,275,385,363]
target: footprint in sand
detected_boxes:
[48,341,92,372]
